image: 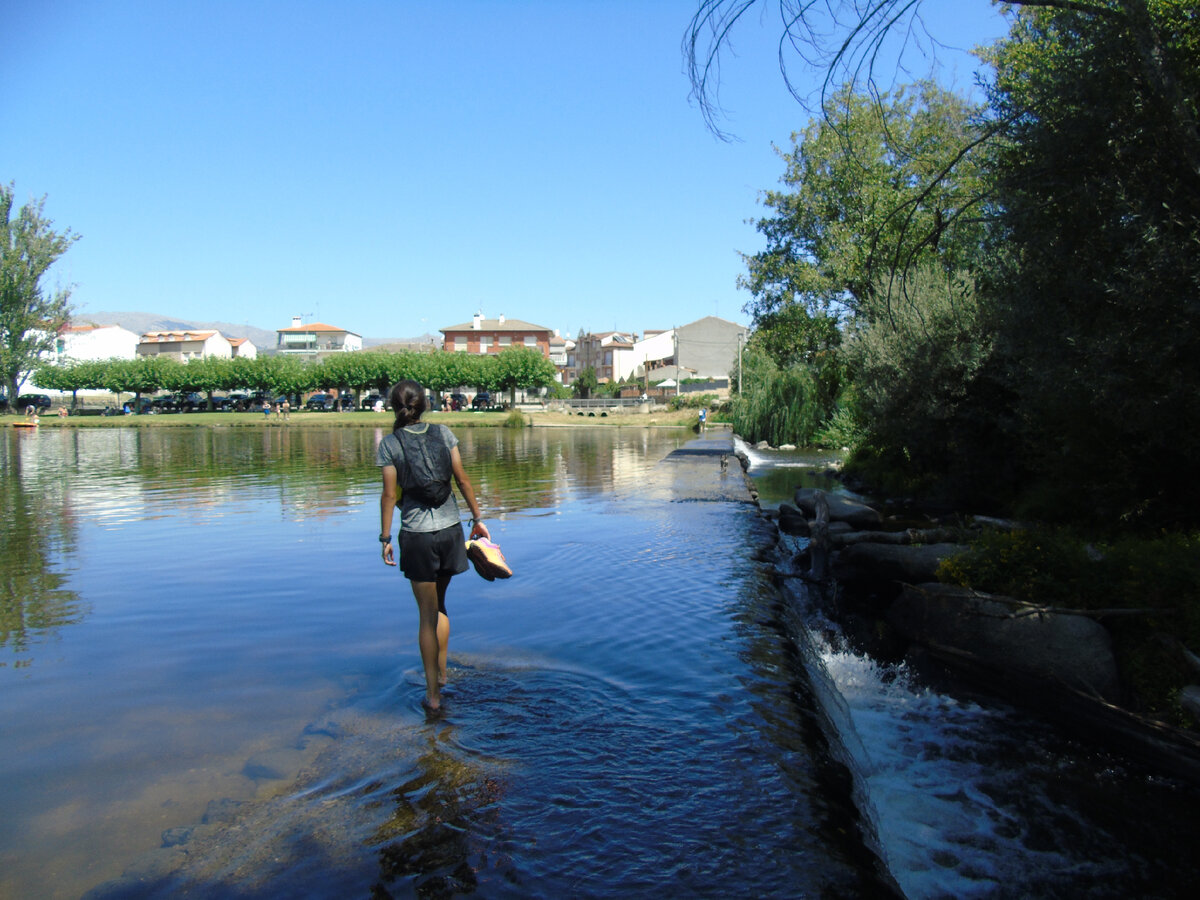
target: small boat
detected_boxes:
[12,421,39,428]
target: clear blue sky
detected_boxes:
[4,0,1008,340]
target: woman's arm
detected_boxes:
[449,446,490,540]
[380,464,398,565]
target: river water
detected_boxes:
[0,425,1195,898]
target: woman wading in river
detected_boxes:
[377,380,489,711]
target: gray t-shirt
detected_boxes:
[375,422,461,533]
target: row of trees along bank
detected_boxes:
[28,346,558,410]
[696,1,1200,533]
[3,180,557,413]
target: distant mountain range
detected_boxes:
[76,311,437,351]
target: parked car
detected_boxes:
[305,393,334,411]
[151,395,178,411]
[362,393,384,410]
[126,397,154,414]
[209,396,232,411]
[16,393,52,411]
[471,392,492,409]
[176,392,203,411]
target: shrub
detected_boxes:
[668,393,717,411]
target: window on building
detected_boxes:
[525,335,537,346]
[479,336,492,353]
[499,335,511,347]
[454,336,467,352]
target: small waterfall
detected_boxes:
[759,486,1194,898]
[782,583,1079,898]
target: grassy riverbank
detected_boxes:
[3,408,703,429]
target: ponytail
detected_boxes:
[388,380,426,430]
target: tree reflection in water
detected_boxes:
[0,431,87,666]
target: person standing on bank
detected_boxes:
[377,380,489,711]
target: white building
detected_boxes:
[137,329,233,361]
[52,323,139,361]
[228,337,257,359]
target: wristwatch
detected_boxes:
[379,534,392,543]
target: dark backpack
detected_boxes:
[393,425,453,507]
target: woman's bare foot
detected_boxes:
[422,694,441,712]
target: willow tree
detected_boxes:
[1,184,79,405]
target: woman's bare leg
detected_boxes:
[436,575,451,683]
[410,580,442,708]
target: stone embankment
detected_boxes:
[770,485,1200,783]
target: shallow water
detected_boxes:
[1,425,889,899]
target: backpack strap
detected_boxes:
[382,431,404,466]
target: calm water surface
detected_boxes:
[0,425,885,899]
[4,426,1195,899]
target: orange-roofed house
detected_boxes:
[228,337,257,359]
[137,329,232,361]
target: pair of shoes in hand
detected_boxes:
[465,538,512,581]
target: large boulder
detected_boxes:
[889,583,1121,701]
[832,541,968,588]
[793,488,883,529]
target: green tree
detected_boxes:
[730,82,983,446]
[33,358,109,408]
[168,356,234,409]
[1,184,80,406]
[573,366,598,400]
[494,345,557,404]
[253,354,318,401]
[103,357,175,410]
[979,1,1200,527]
[320,351,384,408]
[740,82,987,328]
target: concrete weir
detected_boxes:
[657,433,757,503]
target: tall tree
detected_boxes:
[102,356,175,410]
[0,184,79,405]
[741,82,987,329]
[980,1,1200,526]
[494,345,558,404]
[34,358,110,408]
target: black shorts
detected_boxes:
[398,523,469,582]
